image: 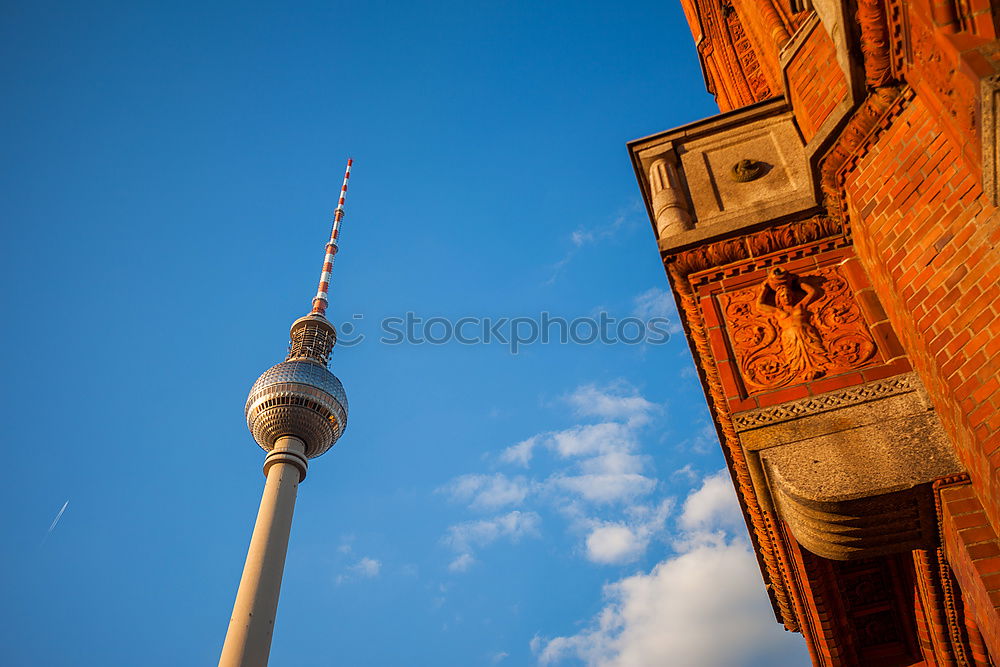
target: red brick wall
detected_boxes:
[844,89,1000,540]
[785,22,848,142]
[941,483,1000,657]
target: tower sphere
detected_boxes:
[245,359,349,459]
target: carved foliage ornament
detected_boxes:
[857,0,894,88]
[719,266,877,391]
[910,19,977,140]
[669,215,843,277]
[700,0,772,108]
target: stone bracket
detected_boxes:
[733,372,964,560]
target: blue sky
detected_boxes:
[0,2,810,665]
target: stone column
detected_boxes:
[219,436,308,667]
[648,154,693,237]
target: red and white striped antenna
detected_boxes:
[311,158,353,317]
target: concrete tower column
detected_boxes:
[219,436,308,667]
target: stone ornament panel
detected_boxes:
[717,263,879,394]
[732,373,916,431]
[679,112,813,231]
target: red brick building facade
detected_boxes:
[628,0,1000,663]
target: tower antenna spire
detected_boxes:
[311,157,354,316]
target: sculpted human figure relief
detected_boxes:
[718,265,878,392]
[756,267,830,381]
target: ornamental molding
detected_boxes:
[857,0,893,88]
[982,73,1000,206]
[820,85,909,220]
[667,215,844,279]
[732,373,916,431]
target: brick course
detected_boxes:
[785,22,848,142]
[941,484,1000,658]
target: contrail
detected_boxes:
[42,501,69,544]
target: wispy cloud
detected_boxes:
[631,287,683,338]
[448,553,475,573]
[566,382,658,427]
[500,435,540,467]
[438,382,806,663]
[353,557,381,577]
[679,421,719,455]
[439,473,531,510]
[441,381,668,572]
[336,555,382,584]
[546,202,641,284]
[670,464,699,482]
[444,511,542,573]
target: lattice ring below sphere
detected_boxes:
[245,360,349,459]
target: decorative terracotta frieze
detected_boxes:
[666,215,843,277]
[719,265,878,393]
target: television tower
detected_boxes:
[219,159,354,667]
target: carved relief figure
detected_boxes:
[718,265,878,392]
[756,267,830,381]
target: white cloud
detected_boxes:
[353,557,381,577]
[570,204,637,248]
[670,464,699,482]
[501,436,539,467]
[567,384,656,426]
[535,471,808,666]
[490,651,509,664]
[537,540,805,666]
[678,469,744,536]
[540,415,655,505]
[441,381,669,572]
[448,553,475,572]
[441,473,531,510]
[335,555,382,585]
[550,473,656,504]
[585,524,644,565]
[632,287,682,328]
[337,533,355,554]
[680,421,719,455]
[445,511,541,573]
[548,422,637,458]
[446,511,541,552]
[580,451,646,476]
[583,500,672,565]
[501,384,656,470]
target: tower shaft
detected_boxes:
[219,436,308,667]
